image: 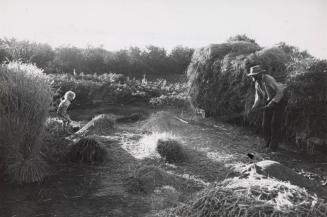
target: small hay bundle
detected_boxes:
[141,111,185,133]
[68,136,107,164]
[124,165,176,194]
[156,138,185,163]
[177,175,327,217]
[76,114,115,136]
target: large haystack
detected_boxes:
[187,38,327,146]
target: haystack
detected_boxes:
[240,160,316,192]
[175,169,327,217]
[75,114,115,136]
[187,37,327,146]
[156,138,186,163]
[141,111,186,133]
[68,136,107,164]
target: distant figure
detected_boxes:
[142,74,148,85]
[57,90,76,132]
[248,65,287,151]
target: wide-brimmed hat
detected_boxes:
[248,65,266,76]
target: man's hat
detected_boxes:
[248,65,266,76]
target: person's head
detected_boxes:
[248,65,265,82]
[64,91,76,101]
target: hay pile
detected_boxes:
[157,138,186,163]
[141,111,186,133]
[187,37,327,146]
[175,171,327,217]
[239,160,316,192]
[68,136,107,164]
[75,114,115,136]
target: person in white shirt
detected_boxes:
[248,65,288,151]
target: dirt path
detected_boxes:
[1,105,326,217]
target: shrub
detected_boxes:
[49,72,187,109]
[49,74,101,108]
[68,136,107,164]
[156,138,185,163]
[0,62,53,183]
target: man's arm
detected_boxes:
[251,82,262,110]
[264,75,286,105]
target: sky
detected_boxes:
[0,0,326,59]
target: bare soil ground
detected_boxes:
[1,104,326,217]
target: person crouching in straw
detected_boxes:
[247,65,288,152]
[57,90,76,133]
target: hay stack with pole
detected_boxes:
[74,114,115,136]
[187,36,327,150]
[172,168,327,217]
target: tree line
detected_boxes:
[0,38,194,79]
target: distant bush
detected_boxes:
[0,38,193,79]
[0,62,53,183]
[49,73,187,109]
[49,73,101,108]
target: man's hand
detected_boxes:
[247,106,255,116]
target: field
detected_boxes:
[1,102,327,217]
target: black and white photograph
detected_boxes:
[0,0,326,216]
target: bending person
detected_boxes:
[248,65,287,151]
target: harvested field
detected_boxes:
[1,106,327,217]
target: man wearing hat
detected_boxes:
[248,65,287,151]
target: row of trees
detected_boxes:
[0,38,194,79]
